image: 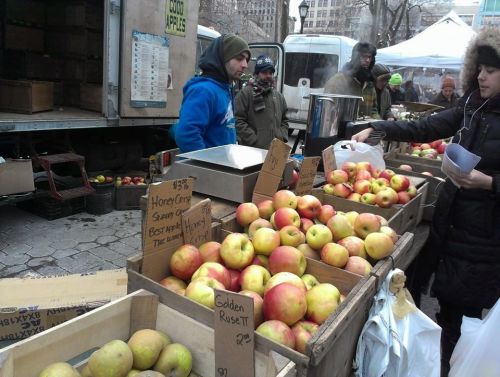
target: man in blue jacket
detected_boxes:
[175,34,250,153]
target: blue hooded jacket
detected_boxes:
[175,36,237,153]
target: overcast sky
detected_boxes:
[289,0,480,32]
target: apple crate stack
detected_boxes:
[0,290,296,377]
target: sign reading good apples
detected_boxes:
[252,138,291,204]
[142,179,193,280]
[295,156,321,196]
[181,198,211,247]
[322,145,336,174]
[214,289,255,377]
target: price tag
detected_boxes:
[252,139,291,204]
[295,157,321,196]
[142,179,193,280]
[181,198,211,246]
[322,145,336,174]
[214,289,255,377]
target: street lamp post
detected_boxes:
[298,0,309,34]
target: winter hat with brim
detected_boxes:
[372,64,391,80]
[477,45,500,69]
[442,76,456,89]
[389,73,402,86]
[223,34,250,62]
[254,55,275,75]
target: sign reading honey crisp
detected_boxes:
[295,156,321,196]
[181,198,211,247]
[322,145,336,174]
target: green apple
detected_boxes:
[154,343,193,377]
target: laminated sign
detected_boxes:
[165,0,187,36]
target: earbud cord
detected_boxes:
[457,89,491,144]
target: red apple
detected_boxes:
[341,161,357,178]
[251,255,269,269]
[356,161,372,172]
[421,171,434,177]
[263,283,307,325]
[398,164,413,171]
[344,256,372,276]
[292,320,319,354]
[268,246,307,276]
[296,195,322,219]
[228,268,241,291]
[406,185,417,198]
[305,283,341,325]
[379,169,396,182]
[317,204,336,224]
[198,241,222,263]
[370,178,390,194]
[355,170,372,181]
[170,244,203,281]
[256,320,295,348]
[437,143,447,154]
[353,213,381,239]
[420,143,431,150]
[337,236,367,258]
[326,214,354,242]
[390,174,410,192]
[353,179,371,195]
[360,192,377,205]
[257,200,274,220]
[332,183,353,198]
[121,177,131,185]
[305,224,333,250]
[159,276,187,293]
[375,188,398,208]
[251,227,280,256]
[191,262,231,289]
[247,218,273,238]
[239,290,264,327]
[380,226,398,243]
[220,233,255,270]
[273,207,301,230]
[289,170,300,190]
[239,264,271,296]
[264,272,306,296]
[272,190,298,210]
[326,169,348,185]
[347,193,362,202]
[364,232,394,260]
[397,191,412,204]
[320,243,349,268]
[300,217,315,233]
[236,202,260,227]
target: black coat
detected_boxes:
[372,91,500,309]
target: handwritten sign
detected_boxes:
[165,0,186,36]
[322,145,336,174]
[182,198,211,246]
[252,139,291,204]
[295,157,321,196]
[214,289,255,377]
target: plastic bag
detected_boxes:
[354,269,441,377]
[449,298,500,377]
[333,141,386,171]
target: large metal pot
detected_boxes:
[304,94,362,156]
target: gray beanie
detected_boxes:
[372,64,391,80]
[223,34,250,62]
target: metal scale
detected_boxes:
[163,145,293,203]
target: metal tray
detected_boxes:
[177,145,268,170]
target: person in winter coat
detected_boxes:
[388,73,405,104]
[234,55,289,149]
[174,34,250,153]
[431,76,460,110]
[372,64,395,120]
[351,27,500,377]
[323,42,380,118]
[404,80,420,102]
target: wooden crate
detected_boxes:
[80,83,102,112]
[0,80,53,114]
[385,151,445,178]
[127,242,365,377]
[0,290,296,377]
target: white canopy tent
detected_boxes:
[376,11,477,70]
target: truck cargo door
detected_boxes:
[248,43,285,93]
[118,0,198,118]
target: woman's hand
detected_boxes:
[351,127,374,143]
[447,169,493,190]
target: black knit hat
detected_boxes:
[254,55,275,75]
[372,64,391,80]
[477,45,500,69]
[351,42,377,71]
[223,34,250,62]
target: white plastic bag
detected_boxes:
[333,141,386,171]
[354,269,441,377]
[449,298,500,377]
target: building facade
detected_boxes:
[474,0,500,28]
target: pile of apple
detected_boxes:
[89,174,113,184]
[115,175,147,186]
[322,161,418,207]
[38,329,192,377]
[159,189,397,353]
[398,163,435,177]
[409,140,447,159]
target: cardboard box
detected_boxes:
[0,159,35,196]
[6,0,45,26]
[80,83,102,112]
[0,290,296,377]
[0,269,128,340]
[0,80,54,114]
[5,25,44,52]
[3,51,64,81]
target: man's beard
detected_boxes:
[355,67,372,84]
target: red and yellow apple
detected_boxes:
[220,233,255,270]
[268,246,307,276]
[263,283,307,325]
[272,190,298,210]
[239,265,272,296]
[256,320,295,348]
[305,224,333,250]
[305,283,341,325]
[252,227,280,256]
[170,244,203,281]
[320,243,349,268]
[236,202,260,227]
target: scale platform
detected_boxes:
[163,145,292,203]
